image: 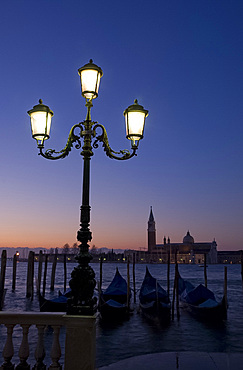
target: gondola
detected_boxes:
[139,267,171,322]
[177,272,227,321]
[38,293,67,312]
[98,268,130,320]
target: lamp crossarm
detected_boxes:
[38,123,84,160]
[93,123,137,160]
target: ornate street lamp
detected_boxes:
[27,59,148,315]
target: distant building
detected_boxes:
[147,207,218,264]
[217,251,242,264]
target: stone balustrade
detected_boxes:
[0,312,96,370]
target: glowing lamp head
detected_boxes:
[27,99,53,147]
[78,59,103,100]
[124,99,148,148]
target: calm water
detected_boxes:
[0,261,243,367]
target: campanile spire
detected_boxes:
[148,206,156,253]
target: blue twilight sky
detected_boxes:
[0,0,242,251]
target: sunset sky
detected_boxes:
[0,0,243,252]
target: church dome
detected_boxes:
[183,231,194,244]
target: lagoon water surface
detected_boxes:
[1,261,243,367]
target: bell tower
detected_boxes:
[148,206,156,253]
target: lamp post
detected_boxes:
[28,59,148,315]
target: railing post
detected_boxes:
[64,315,96,370]
[16,324,31,370]
[1,324,15,370]
[48,326,62,370]
[33,325,46,370]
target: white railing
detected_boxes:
[0,312,96,370]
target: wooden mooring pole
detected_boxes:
[224,266,227,312]
[172,251,180,320]
[50,250,58,291]
[167,250,170,296]
[98,256,103,302]
[12,253,17,292]
[133,253,136,304]
[204,253,207,288]
[0,250,7,290]
[99,256,103,291]
[26,251,34,300]
[175,261,180,320]
[172,251,177,320]
[64,253,67,293]
[0,250,7,309]
[43,253,48,297]
[37,250,43,294]
[127,256,130,311]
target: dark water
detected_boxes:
[1,261,243,367]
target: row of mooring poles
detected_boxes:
[8,249,67,299]
[0,249,76,304]
[11,249,37,299]
[42,251,67,296]
[3,250,21,295]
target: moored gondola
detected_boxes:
[38,293,67,312]
[139,267,171,322]
[98,268,130,320]
[177,272,227,321]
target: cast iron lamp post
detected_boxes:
[27,59,148,315]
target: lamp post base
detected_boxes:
[64,314,96,370]
[67,250,97,316]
